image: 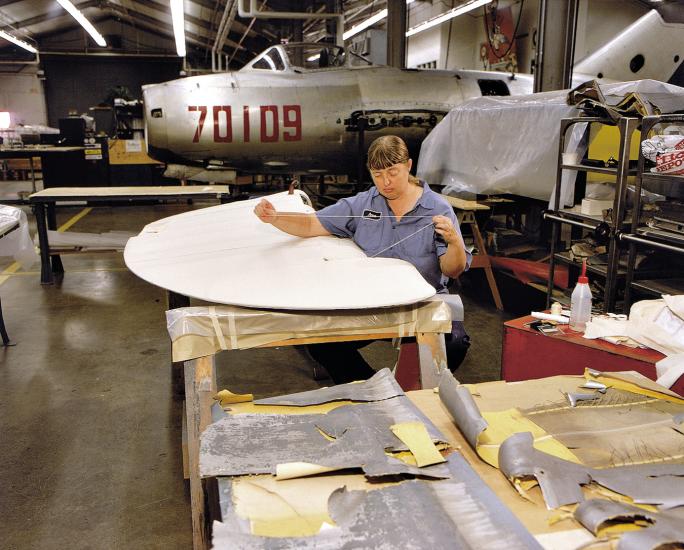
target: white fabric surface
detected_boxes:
[0,205,38,267]
[124,191,436,310]
[583,296,684,389]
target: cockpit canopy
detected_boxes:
[241,43,372,72]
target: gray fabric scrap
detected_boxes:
[438,371,488,448]
[574,499,684,550]
[200,412,450,480]
[212,454,541,550]
[254,368,402,406]
[499,432,684,509]
[315,398,446,451]
[499,432,590,509]
[565,392,601,407]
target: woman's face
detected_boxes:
[370,159,412,200]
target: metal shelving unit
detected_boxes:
[545,116,641,313]
[622,115,684,308]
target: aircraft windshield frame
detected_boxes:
[281,44,346,70]
[242,43,373,73]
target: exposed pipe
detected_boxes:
[237,0,343,47]
[212,0,235,72]
[216,0,238,71]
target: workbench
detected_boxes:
[29,185,234,284]
[170,300,456,549]
[0,146,85,202]
[501,314,684,395]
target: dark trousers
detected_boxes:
[308,321,470,385]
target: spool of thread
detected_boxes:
[550,302,563,316]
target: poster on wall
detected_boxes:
[480,2,518,74]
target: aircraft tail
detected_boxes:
[574,10,684,84]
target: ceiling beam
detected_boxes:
[4,1,100,29]
[105,7,252,63]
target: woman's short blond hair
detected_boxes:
[367,135,410,170]
[367,135,420,185]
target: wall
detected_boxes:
[42,56,181,127]
[408,0,651,76]
[0,66,49,126]
[575,0,648,63]
[35,20,182,127]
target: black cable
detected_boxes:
[483,0,525,61]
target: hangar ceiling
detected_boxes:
[0,0,683,70]
[0,0,397,67]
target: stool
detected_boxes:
[441,195,503,311]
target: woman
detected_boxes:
[255,135,471,383]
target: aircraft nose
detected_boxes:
[143,84,168,153]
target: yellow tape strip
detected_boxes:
[390,421,446,467]
[477,408,582,468]
[0,262,22,286]
[57,207,92,232]
[585,369,684,404]
[0,207,92,288]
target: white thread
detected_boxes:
[370,222,435,258]
[276,213,437,219]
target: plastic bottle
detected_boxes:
[570,260,593,332]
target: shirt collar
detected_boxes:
[369,180,435,204]
[415,180,437,210]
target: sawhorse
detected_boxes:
[441,195,503,311]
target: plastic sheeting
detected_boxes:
[0,205,37,268]
[583,295,684,389]
[417,80,684,202]
[167,297,453,362]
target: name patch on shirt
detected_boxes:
[362,209,382,220]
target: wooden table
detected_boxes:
[501,314,683,395]
[174,302,452,549]
[29,186,234,284]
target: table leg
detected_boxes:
[184,356,217,550]
[169,291,191,398]
[416,332,448,389]
[29,157,37,194]
[33,203,53,285]
[0,297,15,346]
[46,203,64,275]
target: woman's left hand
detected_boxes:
[432,215,461,245]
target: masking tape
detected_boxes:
[209,306,228,351]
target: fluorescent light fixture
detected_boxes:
[0,30,38,53]
[343,0,415,41]
[56,0,107,47]
[406,0,491,37]
[343,9,387,40]
[0,112,11,130]
[170,0,186,57]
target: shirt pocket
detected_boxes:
[354,218,386,256]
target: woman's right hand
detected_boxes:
[254,199,277,223]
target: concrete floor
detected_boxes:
[0,199,514,549]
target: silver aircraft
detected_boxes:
[143,10,683,176]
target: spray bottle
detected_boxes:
[570,259,592,331]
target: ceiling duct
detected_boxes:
[212,0,238,72]
[237,0,343,46]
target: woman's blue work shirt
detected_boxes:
[315,181,472,293]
